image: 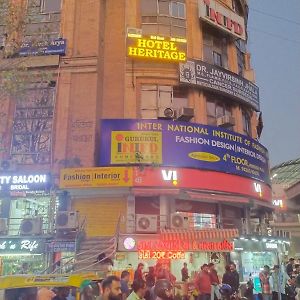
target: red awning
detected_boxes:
[160,228,239,241]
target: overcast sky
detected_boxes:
[247,0,300,167]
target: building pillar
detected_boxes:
[127,195,135,233]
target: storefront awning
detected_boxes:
[160,228,239,241]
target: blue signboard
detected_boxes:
[19,38,67,57]
[99,119,270,184]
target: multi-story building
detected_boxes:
[270,158,300,258]
[0,0,284,279]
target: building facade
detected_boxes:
[0,0,282,279]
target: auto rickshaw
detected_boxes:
[0,272,103,300]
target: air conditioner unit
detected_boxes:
[177,107,194,121]
[0,218,8,234]
[158,107,176,119]
[127,27,142,36]
[170,213,189,229]
[217,115,235,128]
[0,159,17,171]
[20,217,43,235]
[136,214,158,233]
[55,211,79,230]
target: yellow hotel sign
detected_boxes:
[127,34,187,62]
[60,167,133,189]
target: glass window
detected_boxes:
[41,0,61,13]
[170,2,186,18]
[236,40,246,76]
[158,0,169,15]
[242,110,251,136]
[213,51,222,67]
[207,96,233,127]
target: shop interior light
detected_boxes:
[251,238,259,242]
[240,237,245,240]
[262,238,267,242]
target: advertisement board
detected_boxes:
[0,173,51,193]
[60,167,132,188]
[0,238,45,254]
[19,38,67,57]
[99,119,270,184]
[179,59,260,111]
[127,33,187,62]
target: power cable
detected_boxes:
[250,7,300,26]
[248,26,300,45]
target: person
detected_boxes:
[287,259,295,277]
[222,263,239,294]
[121,271,131,299]
[156,264,176,284]
[259,265,272,300]
[20,262,30,274]
[81,285,94,300]
[181,263,189,282]
[53,287,70,300]
[154,279,174,300]
[195,264,212,300]
[270,265,290,300]
[102,275,122,300]
[66,288,76,300]
[146,267,156,288]
[135,263,145,281]
[208,263,220,300]
[127,279,147,300]
[37,287,56,300]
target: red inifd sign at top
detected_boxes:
[199,0,246,40]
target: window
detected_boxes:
[11,87,55,164]
[140,85,188,119]
[242,110,251,136]
[206,95,232,127]
[170,2,186,18]
[232,0,244,16]
[141,0,186,38]
[203,28,228,68]
[41,0,61,13]
[236,40,246,76]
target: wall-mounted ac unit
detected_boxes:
[217,115,235,128]
[177,107,194,121]
[55,211,79,230]
[170,213,189,229]
[0,159,17,171]
[20,217,43,235]
[136,214,158,233]
[158,107,176,119]
[0,218,8,234]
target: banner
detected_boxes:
[99,119,270,184]
[179,59,260,111]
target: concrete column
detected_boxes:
[160,195,170,229]
[127,195,135,233]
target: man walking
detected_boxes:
[259,265,272,300]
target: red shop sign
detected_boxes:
[137,239,233,252]
[138,250,185,260]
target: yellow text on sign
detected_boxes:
[59,167,133,188]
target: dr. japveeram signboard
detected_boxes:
[127,33,187,62]
[179,59,260,111]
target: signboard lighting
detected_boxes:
[254,182,262,197]
[123,237,136,250]
[266,243,277,249]
[127,34,187,62]
[272,199,283,208]
[138,250,185,260]
[162,170,178,186]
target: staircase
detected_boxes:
[73,236,116,274]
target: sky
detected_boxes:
[247,0,300,167]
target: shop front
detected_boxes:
[0,172,52,235]
[231,237,288,281]
[116,230,237,282]
[0,237,48,275]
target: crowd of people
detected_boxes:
[35,258,300,300]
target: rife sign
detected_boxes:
[0,238,45,254]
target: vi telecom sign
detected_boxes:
[179,59,260,111]
[99,119,270,184]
